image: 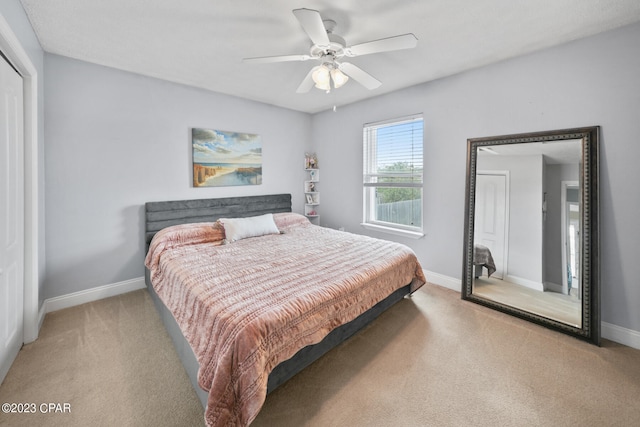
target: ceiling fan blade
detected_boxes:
[293,8,330,47]
[338,62,381,90]
[243,54,311,64]
[345,33,418,57]
[296,66,319,93]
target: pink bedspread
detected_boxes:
[145,213,425,426]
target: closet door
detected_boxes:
[0,53,24,384]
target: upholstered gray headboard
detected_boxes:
[145,193,292,248]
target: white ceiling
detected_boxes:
[19,0,640,114]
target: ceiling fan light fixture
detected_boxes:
[314,80,331,92]
[244,8,417,94]
[330,68,349,88]
[312,65,330,85]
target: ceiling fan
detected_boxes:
[243,8,418,93]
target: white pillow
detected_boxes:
[219,213,280,242]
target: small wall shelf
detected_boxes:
[304,154,319,225]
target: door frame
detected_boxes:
[0,14,40,343]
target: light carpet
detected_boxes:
[0,290,204,426]
[1,284,639,426]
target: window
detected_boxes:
[362,115,423,237]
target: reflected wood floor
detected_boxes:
[473,276,581,326]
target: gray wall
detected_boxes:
[43,54,310,299]
[312,22,640,332]
[0,0,46,308]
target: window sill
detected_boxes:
[360,223,424,239]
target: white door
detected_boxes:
[0,54,24,383]
[474,173,508,279]
[561,182,580,296]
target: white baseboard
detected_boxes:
[424,269,461,292]
[40,277,146,325]
[544,281,563,293]
[423,270,640,349]
[602,322,640,350]
[504,274,544,292]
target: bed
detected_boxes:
[473,243,496,278]
[144,194,425,426]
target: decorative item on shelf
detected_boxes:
[304,181,316,192]
[305,152,319,169]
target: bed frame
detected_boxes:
[144,193,411,407]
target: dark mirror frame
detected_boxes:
[462,126,600,345]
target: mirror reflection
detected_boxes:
[471,139,582,327]
[462,126,599,345]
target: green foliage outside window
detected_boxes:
[376,162,422,204]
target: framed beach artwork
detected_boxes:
[192,128,262,187]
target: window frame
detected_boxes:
[361,114,424,238]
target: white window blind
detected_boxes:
[363,115,424,233]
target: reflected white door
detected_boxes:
[0,54,24,383]
[561,182,579,296]
[475,173,507,279]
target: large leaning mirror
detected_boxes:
[462,127,600,345]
